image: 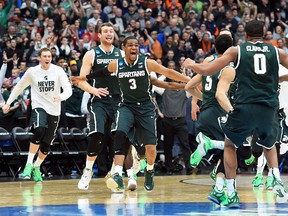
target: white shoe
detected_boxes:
[78,168,93,190]
[127,176,137,191]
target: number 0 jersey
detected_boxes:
[234,42,279,107]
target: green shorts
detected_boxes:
[196,106,226,141]
[113,101,157,145]
[223,104,280,149]
[88,96,121,135]
[29,107,59,145]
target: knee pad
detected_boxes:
[237,145,252,160]
[39,141,50,155]
[252,150,263,159]
[114,131,129,155]
[31,127,46,144]
[87,132,103,157]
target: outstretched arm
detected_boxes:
[147,59,190,83]
[182,47,238,76]
[150,76,185,90]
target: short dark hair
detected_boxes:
[123,36,138,46]
[245,20,264,38]
[215,34,233,54]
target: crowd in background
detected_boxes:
[0,0,287,175]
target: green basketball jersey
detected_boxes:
[234,42,279,106]
[91,46,122,96]
[201,54,221,110]
[116,55,152,104]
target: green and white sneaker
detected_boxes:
[190,132,214,167]
[208,186,227,205]
[22,163,33,179]
[140,159,147,172]
[244,155,255,165]
[189,149,202,167]
[144,169,154,192]
[265,176,273,190]
[209,166,217,182]
[32,166,43,182]
[252,173,264,188]
[106,173,124,192]
[226,192,240,208]
[272,177,288,203]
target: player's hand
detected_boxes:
[2,104,10,114]
[90,87,109,98]
[53,96,62,102]
[70,76,87,86]
[182,58,195,70]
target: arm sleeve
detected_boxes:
[81,92,90,114]
[58,69,73,101]
[0,63,7,87]
[86,66,110,80]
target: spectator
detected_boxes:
[110,8,127,34]
[0,1,12,29]
[221,9,238,33]
[123,3,139,24]
[234,23,246,45]
[6,39,23,78]
[162,49,177,67]
[145,8,155,25]
[205,12,218,37]
[263,30,278,47]
[162,35,177,57]
[87,9,102,28]
[185,0,203,15]
[137,8,146,30]
[277,38,288,53]
[164,18,181,36]
[94,2,109,23]
[145,30,163,60]
[138,36,151,56]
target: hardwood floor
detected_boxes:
[0,174,288,215]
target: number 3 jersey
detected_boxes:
[234,42,279,107]
[116,55,152,104]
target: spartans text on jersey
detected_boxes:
[118,70,146,78]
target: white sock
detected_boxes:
[85,160,94,170]
[126,168,134,178]
[272,168,280,180]
[197,143,206,157]
[226,179,236,196]
[268,168,273,177]
[211,140,224,150]
[256,152,266,175]
[27,152,36,165]
[33,157,44,167]
[215,177,225,191]
[110,162,115,175]
[115,165,123,175]
[147,163,154,171]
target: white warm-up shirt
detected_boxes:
[7,64,72,116]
